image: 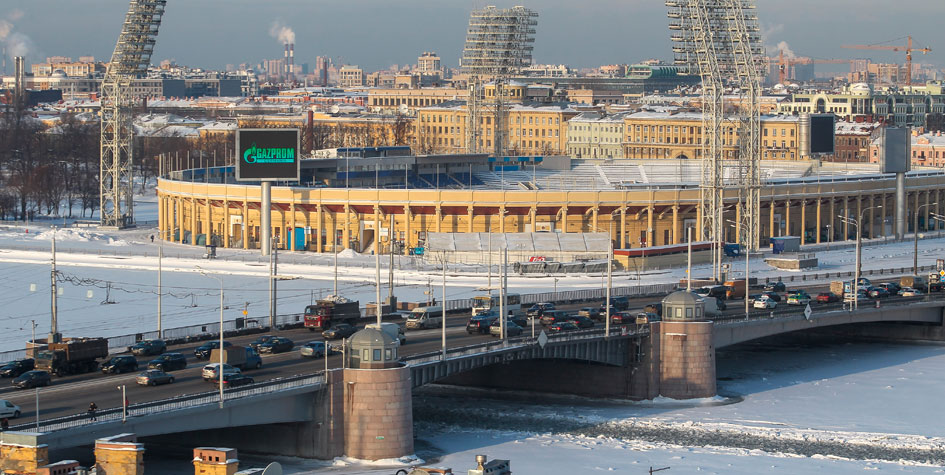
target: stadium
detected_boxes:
[156,148,945,258]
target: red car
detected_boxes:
[816,292,839,303]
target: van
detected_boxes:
[693,293,724,317]
[405,306,443,330]
[366,322,407,345]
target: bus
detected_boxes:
[471,293,522,317]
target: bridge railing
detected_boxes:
[10,373,324,434]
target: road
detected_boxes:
[0,275,937,428]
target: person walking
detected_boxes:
[88,402,98,421]
[1,417,9,431]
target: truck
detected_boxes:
[829,280,846,297]
[928,272,943,292]
[304,295,361,331]
[209,345,262,370]
[30,337,108,377]
[405,306,443,330]
[901,275,929,292]
[722,278,756,300]
[365,322,407,345]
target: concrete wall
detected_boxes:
[343,366,413,460]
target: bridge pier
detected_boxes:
[343,366,414,460]
[93,434,145,475]
[655,321,717,399]
[0,432,48,474]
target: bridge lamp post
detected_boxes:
[914,203,938,276]
[118,385,127,423]
[726,220,750,321]
[196,266,225,408]
[841,205,881,310]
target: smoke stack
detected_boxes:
[284,43,289,79]
[14,56,26,100]
[289,43,295,81]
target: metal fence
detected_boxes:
[10,373,324,433]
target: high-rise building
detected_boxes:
[417,52,441,74]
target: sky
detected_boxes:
[1,0,943,73]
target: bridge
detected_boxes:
[3,294,944,471]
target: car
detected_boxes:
[147,353,188,372]
[194,341,232,359]
[761,291,782,302]
[577,307,602,321]
[635,312,661,324]
[248,335,275,350]
[322,324,358,340]
[102,355,138,374]
[13,370,50,389]
[218,374,255,388]
[466,315,498,334]
[695,286,729,300]
[609,296,631,311]
[867,287,890,299]
[816,292,839,303]
[566,315,595,329]
[130,339,166,356]
[540,310,572,326]
[643,303,663,317]
[786,291,811,306]
[899,287,923,297]
[764,281,786,292]
[753,296,777,309]
[548,322,578,333]
[611,311,635,325]
[714,297,727,311]
[136,369,175,386]
[0,399,20,418]
[526,302,555,317]
[0,359,34,378]
[202,363,241,381]
[300,341,327,358]
[877,282,901,294]
[258,336,294,354]
[489,321,523,337]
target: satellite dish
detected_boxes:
[398,103,409,115]
[261,462,283,475]
[330,105,341,114]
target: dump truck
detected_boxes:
[30,337,108,376]
[304,295,361,331]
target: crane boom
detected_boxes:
[100,0,167,228]
[841,36,932,86]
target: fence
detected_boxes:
[9,373,324,433]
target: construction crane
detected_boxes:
[841,36,931,86]
[766,51,852,84]
[100,1,166,228]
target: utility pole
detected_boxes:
[441,254,447,360]
[269,236,277,329]
[375,212,383,326]
[50,230,60,343]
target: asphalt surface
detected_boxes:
[0,275,939,428]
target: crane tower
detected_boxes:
[460,6,538,157]
[100,0,167,228]
[668,0,764,280]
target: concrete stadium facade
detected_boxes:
[156,167,945,254]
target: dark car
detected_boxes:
[764,281,786,292]
[322,324,358,340]
[248,335,275,350]
[258,336,294,354]
[102,355,138,374]
[877,282,901,294]
[548,322,578,333]
[509,314,529,328]
[490,321,523,337]
[567,315,595,329]
[577,307,602,321]
[540,310,572,326]
[130,339,166,356]
[611,311,635,325]
[466,315,498,334]
[761,291,782,302]
[13,370,51,389]
[194,341,232,359]
[0,359,34,378]
[867,287,890,299]
[816,292,839,303]
[136,369,175,386]
[147,353,188,372]
[608,296,630,311]
[526,302,555,317]
[219,374,255,388]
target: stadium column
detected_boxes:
[561,207,568,234]
[223,199,230,248]
[241,199,248,250]
[403,205,412,256]
[647,202,655,246]
[204,195,211,246]
[734,205,741,244]
[696,204,703,241]
[881,193,889,236]
[815,198,821,244]
[498,206,505,234]
[592,206,599,233]
[856,194,863,239]
[343,204,351,251]
[868,195,875,238]
[468,206,475,233]
[784,198,791,239]
[829,197,835,242]
[924,189,930,232]
[177,198,184,244]
[436,204,443,233]
[528,206,536,234]
[799,199,806,245]
[768,193,775,241]
[671,205,679,245]
[290,200,297,251]
[620,207,627,248]
[843,198,850,241]
[316,204,323,253]
[190,197,197,246]
[914,190,920,233]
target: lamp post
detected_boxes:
[118,385,127,423]
[197,266,225,408]
[841,205,882,310]
[914,203,938,275]
[825,224,831,251]
[727,220,750,320]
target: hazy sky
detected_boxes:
[2,0,943,73]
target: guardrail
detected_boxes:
[9,373,324,434]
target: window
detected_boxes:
[363,349,369,360]
[686,308,692,318]
[373,349,382,361]
[385,348,392,360]
[675,307,682,318]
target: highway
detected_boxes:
[1,275,938,428]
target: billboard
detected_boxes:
[879,127,911,174]
[236,129,300,181]
[809,114,835,155]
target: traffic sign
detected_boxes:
[804,303,812,320]
[939,270,945,277]
[537,330,549,349]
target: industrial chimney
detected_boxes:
[284,43,290,81]
[14,56,26,102]
[289,43,295,82]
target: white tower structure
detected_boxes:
[100,0,166,228]
[667,0,764,280]
[461,6,538,157]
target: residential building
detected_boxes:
[831,121,880,163]
[566,112,627,159]
[340,65,364,87]
[417,52,441,75]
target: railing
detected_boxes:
[10,373,324,434]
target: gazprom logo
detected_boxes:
[243,143,296,164]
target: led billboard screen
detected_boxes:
[809,114,835,155]
[236,129,300,181]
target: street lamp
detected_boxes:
[727,220,751,320]
[825,224,832,251]
[196,266,225,408]
[914,203,938,275]
[118,385,127,423]
[840,205,882,310]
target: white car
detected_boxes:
[201,363,241,381]
[899,287,923,297]
[0,399,21,419]
[753,296,777,309]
